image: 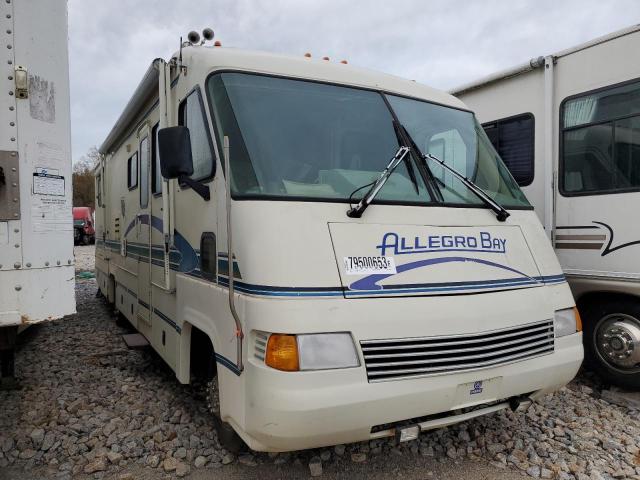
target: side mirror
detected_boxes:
[157,126,210,201]
[158,126,194,179]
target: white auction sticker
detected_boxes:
[33,172,65,196]
[343,256,397,275]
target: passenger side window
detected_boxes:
[140,136,149,208]
[482,114,534,186]
[127,153,138,190]
[179,88,215,182]
[561,78,640,195]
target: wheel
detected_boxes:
[582,298,640,389]
[207,373,246,453]
[82,234,90,245]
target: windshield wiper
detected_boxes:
[393,120,443,203]
[397,123,510,222]
[392,122,420,195]
[347,146,410,218]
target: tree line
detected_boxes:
[73,146,101,209]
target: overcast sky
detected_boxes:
[68,0,640,162]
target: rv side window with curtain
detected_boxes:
[151,124,162,195]
[127,153,138,190]
[140,136,149,208]
[178,88,215,182]
[482,114,534,186]
[561,78,640,195]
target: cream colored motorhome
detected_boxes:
[96,31,582,452]
[454,25,640,389]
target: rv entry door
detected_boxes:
[136,131,152,334]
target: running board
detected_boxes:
[122,333,150,349]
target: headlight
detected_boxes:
[298,333,360,370]
[265,333,360,371]
[554,307,582,338]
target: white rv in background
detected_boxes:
[0,0,75,387]
[454,25,640,389]
[95,30,582,452]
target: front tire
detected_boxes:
[582,298,640,390]
[207,372,246,453]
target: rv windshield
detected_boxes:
[206,73,529,208]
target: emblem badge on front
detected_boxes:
[470,381,483,395]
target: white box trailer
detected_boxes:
[95,31,582,452]
[0,0,75,386]
[454,25,640,389]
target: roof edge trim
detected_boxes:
[98,58,163,155]
[450,24,640,96]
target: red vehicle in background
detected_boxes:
[73,207,95,245]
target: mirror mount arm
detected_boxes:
[178,175,210,201]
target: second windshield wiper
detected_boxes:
[397,123,510,222]
[347,146,410,218]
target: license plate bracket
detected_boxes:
[453,376,503,409]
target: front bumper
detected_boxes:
[236,333,582,452]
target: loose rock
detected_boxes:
[309,456,323,477]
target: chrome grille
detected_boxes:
[360,320,554,382]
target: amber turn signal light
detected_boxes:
[574,307,582,332]
[265,334,299,371]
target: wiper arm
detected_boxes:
[422,152,510,221]
[392,121,419,195]
[347,146,410,218]
[394,120,444,203]
[397,123,510,222]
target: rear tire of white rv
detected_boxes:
[206,367,247,454]
[582,298,640,390]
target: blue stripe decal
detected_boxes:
[350,256,534,291]
[123,214,199,273]
[100,240,566,297]
[153,308,182,334]
[215,353,241,376]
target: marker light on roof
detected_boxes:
[214,40,222,47]
[340,60,348,64]
[304,52,311,57]
[322,56,330,61]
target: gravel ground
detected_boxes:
[74,245,96,273]
[1,246,640,480]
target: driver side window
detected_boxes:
[178,88,215,182]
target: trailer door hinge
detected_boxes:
[15,66,28,99]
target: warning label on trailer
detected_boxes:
[33,171,65,196]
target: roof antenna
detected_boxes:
[179,36,183,65]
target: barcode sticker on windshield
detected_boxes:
[343,256,397,276]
